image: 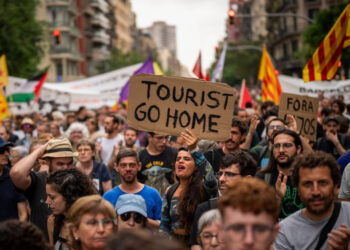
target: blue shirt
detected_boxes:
[103,185,162,220]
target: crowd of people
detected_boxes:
[0,95,350,250]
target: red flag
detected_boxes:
[34,71,48,103]
[238,79,253,108]
[192,52,204,79]
[204,71,210,81]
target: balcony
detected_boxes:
[90,0,109,13]
[92,47,110,61]
[92,31,110,45]
[91,14,110,29]
[50,46,83,61]
[50,22,81,37]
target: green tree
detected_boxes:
[301,1,350,77]
[0,0,45,78]
[98,48,145,73]
[211,40,262,87]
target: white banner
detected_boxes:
[279,75,350,103]
[8,63,141,114]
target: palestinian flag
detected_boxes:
[8,71,48,103]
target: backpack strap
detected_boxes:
[315,202,342,250]
[166,182,180,207]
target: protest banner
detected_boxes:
[279,92,319,142]
[279,74,350,103]
[127,74,236,141]
[7,63,141,114]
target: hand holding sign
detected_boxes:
[180,129,198,151]
[127,74,236,141]
[279,93,319,142]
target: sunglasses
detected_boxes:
[120,212,145,224]
[0,147,9,154]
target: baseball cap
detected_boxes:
[115,194,147,217]
[324,116,339,125]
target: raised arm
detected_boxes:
[181,129,218,196]
[10,144,47,190]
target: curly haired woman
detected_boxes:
[46,168,97,249]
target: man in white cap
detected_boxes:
[10,138,77,238]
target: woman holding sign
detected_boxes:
[160,129,218,244]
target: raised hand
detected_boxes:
[180,129,198,151]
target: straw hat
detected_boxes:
[42,138,78,158]
[21,117,35,126]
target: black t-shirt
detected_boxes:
[189,198,218,246]
[204,148,225,173]
[313,134,350,159]
[0,166,27,221]
[138,146,178,194]
[24,171,49,239]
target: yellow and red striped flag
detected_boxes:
[0,55,8,89]
[303,4,350,82]
[258,45,282,104]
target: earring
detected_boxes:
[75,237,79,240]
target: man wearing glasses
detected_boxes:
[138,132,177,193]
[190,151,257,249]
[219,178,280,250]
[257,129,303,219]
[250,118,286,169]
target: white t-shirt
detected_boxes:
[100,134,124,164]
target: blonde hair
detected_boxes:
[67,195,116,249]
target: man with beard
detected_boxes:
[258,129,303,218]
[103,148,162,229]
[10,138,76,238]
[274,151,350,250]
[204,117,247,173]
[313,116,350,159]
[98,114,124,165]
[190,151,257,249]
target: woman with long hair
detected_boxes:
[67,195,116,250]
[46,168,97,249]
[160,129,217,243]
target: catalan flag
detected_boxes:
[303,4,350,82]
[0,90,9,121]
[0,55,8,89]
[258,45,282,104]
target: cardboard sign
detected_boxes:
[279,93,319,142]
[127,74,236,141]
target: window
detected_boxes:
[292,40,298,52]
[308,8,318,20]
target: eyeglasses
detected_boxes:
[22,124,32,129]
[268,125,284,131]
[77,148,92,153]
[224,224,274,242]
[84,218,115,229]
[120,212,145,224]
[0,147,9,154]
[200,232,223,243]
[272,142,294,150]
[216,171,240,179]
[71,131,83,135]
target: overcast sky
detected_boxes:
[130,0,228,72]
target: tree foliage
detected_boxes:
[301,1,350,76]
[0,0,45,78]
[211,40,262,87]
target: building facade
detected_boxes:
[266,0,344,76]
